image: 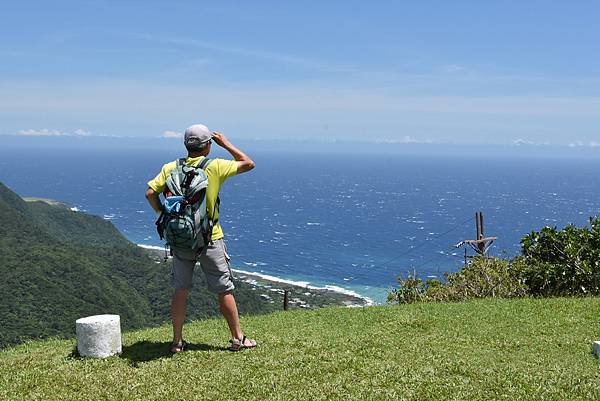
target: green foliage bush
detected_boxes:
[517,217,600,296]
[388,257,527,304]
[429,257,528,302]
[386,271,430,304]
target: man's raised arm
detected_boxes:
[211,132,255,174]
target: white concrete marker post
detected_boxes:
[76,314,122,358]
[593,341,600,358]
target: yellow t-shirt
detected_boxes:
[147,156,238,240]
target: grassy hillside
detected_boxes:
[1,298,599,401]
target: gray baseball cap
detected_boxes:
[184,124,212,147]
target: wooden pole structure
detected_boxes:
[283,290,289,311]
[455,211,497,260]
[477,211,486,255]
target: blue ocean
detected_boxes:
[2,138,599,302]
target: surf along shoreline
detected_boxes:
[138,244,374,308]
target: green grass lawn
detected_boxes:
[1,298,599,401]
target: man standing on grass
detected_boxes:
[145,123,257,353]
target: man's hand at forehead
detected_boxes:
[211,132,230,147]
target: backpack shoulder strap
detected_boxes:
[198,157,212,170]
[166,158,187,196]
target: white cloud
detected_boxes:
[513,138,533,146]
[18,128,93,137]
[513,138,550,146]
[161,130,182,138]
[73,128,92,136]
[567,141,600,148]
[18,128,66,136]
[375,136,435,144]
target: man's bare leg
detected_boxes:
[219,291,256,349]
[219,291,243,340]
[171,288,189,344]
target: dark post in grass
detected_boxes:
[283,290,289,311]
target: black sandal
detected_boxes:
[228,335,257,351]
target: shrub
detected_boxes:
[432,257,528,302]
[517,217,600,296]
[386,271,431,304]
[388,257,527,304]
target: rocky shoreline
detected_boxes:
[233,270,372,309]
[139,245,371,309]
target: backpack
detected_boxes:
[155,157,215,255]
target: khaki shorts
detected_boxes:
[171,239,235,293]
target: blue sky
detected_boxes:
[1,1,599,147]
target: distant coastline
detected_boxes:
[23,197,72,208]
[233,269,375,307]
[138,244,374,307]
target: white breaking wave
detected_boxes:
[138,244,166,251]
